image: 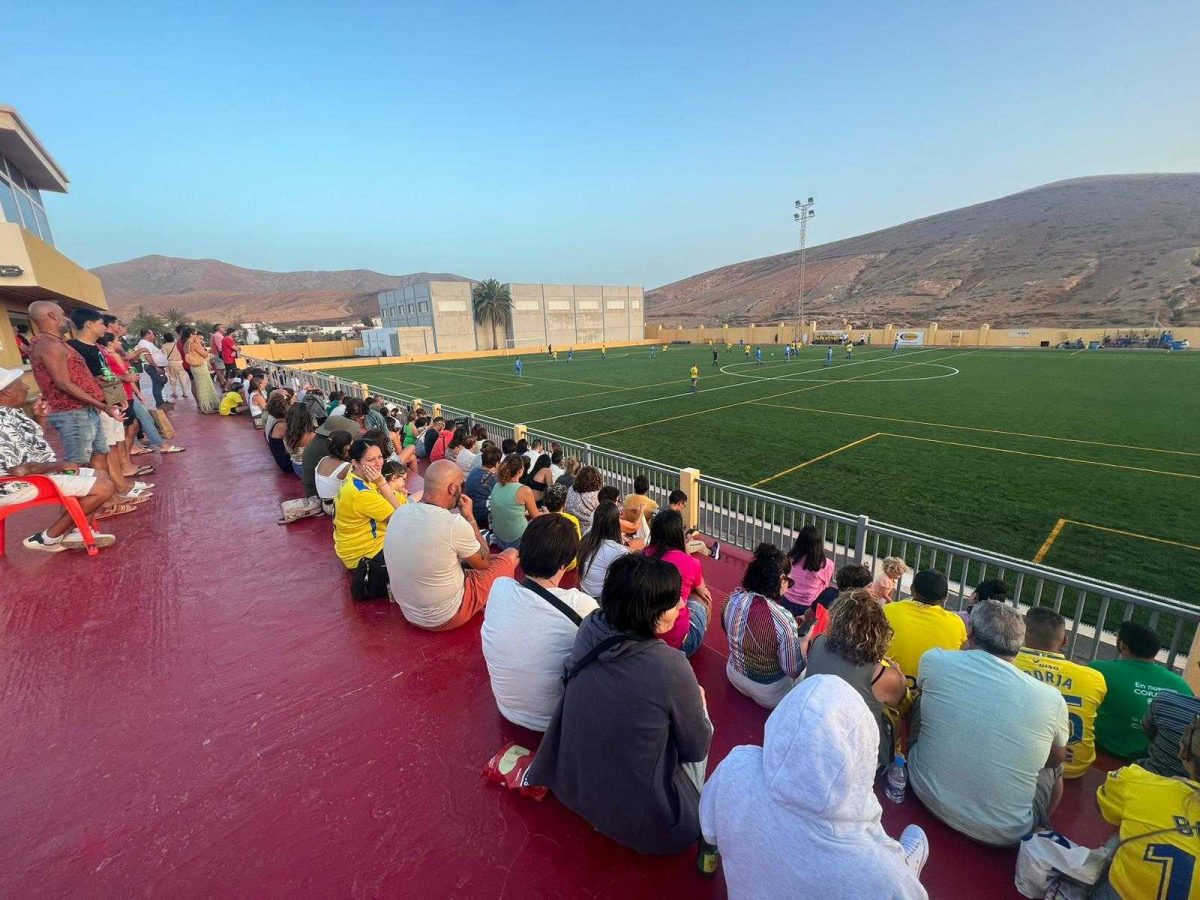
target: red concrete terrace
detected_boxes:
[0,408,1117,898]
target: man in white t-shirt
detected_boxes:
[481,514,597,730]
[523,438,544,468]
[383,460,518,630]
[909,600,1069,846]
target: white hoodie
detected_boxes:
[700,675,928,900]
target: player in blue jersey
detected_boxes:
[784,344,792,361]
[755,347,763,366]
[567,348,574,361]
[650,345,658,359]
[825,346,833,366]
[514,357,523,377]
[893,338,900,355]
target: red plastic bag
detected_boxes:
[483,742,548,801]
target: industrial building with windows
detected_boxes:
[364,281,643,357]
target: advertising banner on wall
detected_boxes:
[896,329,925,346]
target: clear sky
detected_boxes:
[8,0,1199,287]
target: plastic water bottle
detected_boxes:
[695,838,720,877]
[885,753,908,804]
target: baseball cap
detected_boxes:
[912,570,949,604]
[0,367,24,392]
[317,414,363,438]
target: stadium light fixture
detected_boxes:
[792,197,816,339]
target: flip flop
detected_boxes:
[134,466,156,476]
[129,447,153,456]
[96,503,138,519]
[159,446,186,454]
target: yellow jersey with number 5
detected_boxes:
[1015,648,1107,778]
[1096,764,1200,900]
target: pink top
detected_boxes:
[868,573,896,604]
[650,547,703,650]
[783,556,834,608]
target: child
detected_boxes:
[869,557,908,604]
[219,380,246,416]
[380,460,419,503]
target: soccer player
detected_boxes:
[662,343,668,353]
[893,338,901,355]
[548,344,553,358]
[744,344,751,360]
[1015,607,1108,778]
[725,342,732,354]
[552,349,558,362]
[689,364,699,394]
[601,344,606,359]
[711,347,718,366]
[824,346,833,367]
[650,345,658,359]
[755,347,763,366]
[784,344,792,361]
[567,348,573,361]
[845,343,853,360]
[514,357,523,377]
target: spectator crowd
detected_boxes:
[6,334,1197,900]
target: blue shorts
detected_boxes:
[47,408,108,463]
[681,598,708,657]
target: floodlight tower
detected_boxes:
[793,197,815,340]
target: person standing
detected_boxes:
[183,327,219,413]
[135,329,171,409]
[163,327,192,404]
[514,357,523,377]
[689,364,699,394]
[220,328,239,380]
[711,346,718,366]
[210,325,227,387]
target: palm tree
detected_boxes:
[163,307,188,332]
[472,279,512,350]
[129,305,166,337]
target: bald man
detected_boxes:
[383,460,518,630]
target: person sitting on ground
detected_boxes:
[441,426,466,466]
[219,381,246,416]
[420,416,444,459]
[804,589,908,770]
[1015,607,1108,779]
[523,453,555,499]
[339,397,367,431]
[644,509,712,657]
[1093,717,1200,900]
[1090,621,1194,760]
[402,413,421,451]
[283,402,315,477]
[333,438,407,572]
[555,456,579,488]
[869,556,909,604]
[956,577,1008,627]
[454,434,478,474]
[527,554,712,855]
[577,501,632,598]
[549,449,565,483]
[565,465,603,531]
[909,599,1069,846]
[487,454,541,550]
[623,474,659,525]
[0,367,118,550]
[463,444,501,529]
[302,414,363,501]
[700,675,930,900]
[599,484,643,541]
[883,569,967,685]
[1139,689,1200,778]
[384,460,519,631]
[302,388,327,426]
[364,398,388,434]
[481,515,598,731]
[314,430,354,513]
[781,524,835,615]
[247,376,268,428]
[541,483,580,570]
[501,437,517,457]
[264,390,294,474]
[812,563,872,610]
[430,419,457,462]
[721,543,805,709]
[326,390,344,417]
[523,438,544,468]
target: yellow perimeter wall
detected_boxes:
[645,322,1200,348]
[244,337,653,371]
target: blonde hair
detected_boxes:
[881,556,909,578]
[824,589,894,666]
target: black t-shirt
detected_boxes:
[68,339,107,378]
[422,428,439,457]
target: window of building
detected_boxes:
[631,300,641,309]
[576,300,599,310]
[548,300,571,311]
[0,175,18,225]
[606,300,625,310]
[514,300,539,311]
[438,301,467,313]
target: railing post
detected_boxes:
[413,397,423,413]
[854,514,870,564]
[1185,626,1200,695]
[433,403,443,418]
[679,467,701,530]
[583,443,593,466]
[513,423,527,443]
[358,381,369,399]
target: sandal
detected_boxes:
[96,503,138,519]
[134,465,156,476]
[159,446,186,454]
[129,447,153,456]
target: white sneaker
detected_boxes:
[23,532,65,553]
[898,824,929,876]
[61,529,117,549]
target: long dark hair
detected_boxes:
[179,326,196,345]
[284,402,313,449]
[787,524,826,572]
[646,508,687,557]
[577,501,623,582]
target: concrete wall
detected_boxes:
[429,282,478,353]
[242,338,364,361]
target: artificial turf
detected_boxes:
[321,344,1200,604]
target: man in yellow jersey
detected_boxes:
[744,344,752,359]
[884,570,968,687]
[1093,717,1200,900]
[1015,607,1108,778]
[689,364,699,394]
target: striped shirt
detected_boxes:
[1139,689,1200,778]
[722,588,804,684]
[0,406,56,496]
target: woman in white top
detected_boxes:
[455,435,478,474]
[314,431,354,513]
[247,376,268,428]
[575,502,631,598]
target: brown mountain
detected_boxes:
[92,255,471,324]
[647,174,1200,328]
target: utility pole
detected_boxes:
[793,197,815,341]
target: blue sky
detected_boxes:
[8,1,1199,287]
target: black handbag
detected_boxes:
[350,553,389,601]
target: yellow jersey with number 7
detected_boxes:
[1015,648,1107,778]
[1096,764,1200,900]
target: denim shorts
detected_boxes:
[47,408,108,463]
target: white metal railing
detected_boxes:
[248,357,1200,676]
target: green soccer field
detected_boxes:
[321,345,1200,602]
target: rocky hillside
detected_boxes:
[647,174,1200,327]
[92,256,471,324]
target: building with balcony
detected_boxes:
[0,104,107,373]
[367,281,643,356]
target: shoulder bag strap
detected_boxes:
[521,578,582,626]
[562,632,651,684]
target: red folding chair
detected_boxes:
[0,475,100,556]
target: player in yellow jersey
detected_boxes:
[1015,608,1108,778]
[689,364,699,394]
[744,344,752,359]
[1094,716,1200,900]
[662,343,668,353]
[600,343,606,358]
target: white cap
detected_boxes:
[0,367,24,392]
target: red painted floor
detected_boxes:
[0,408,1115,898]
